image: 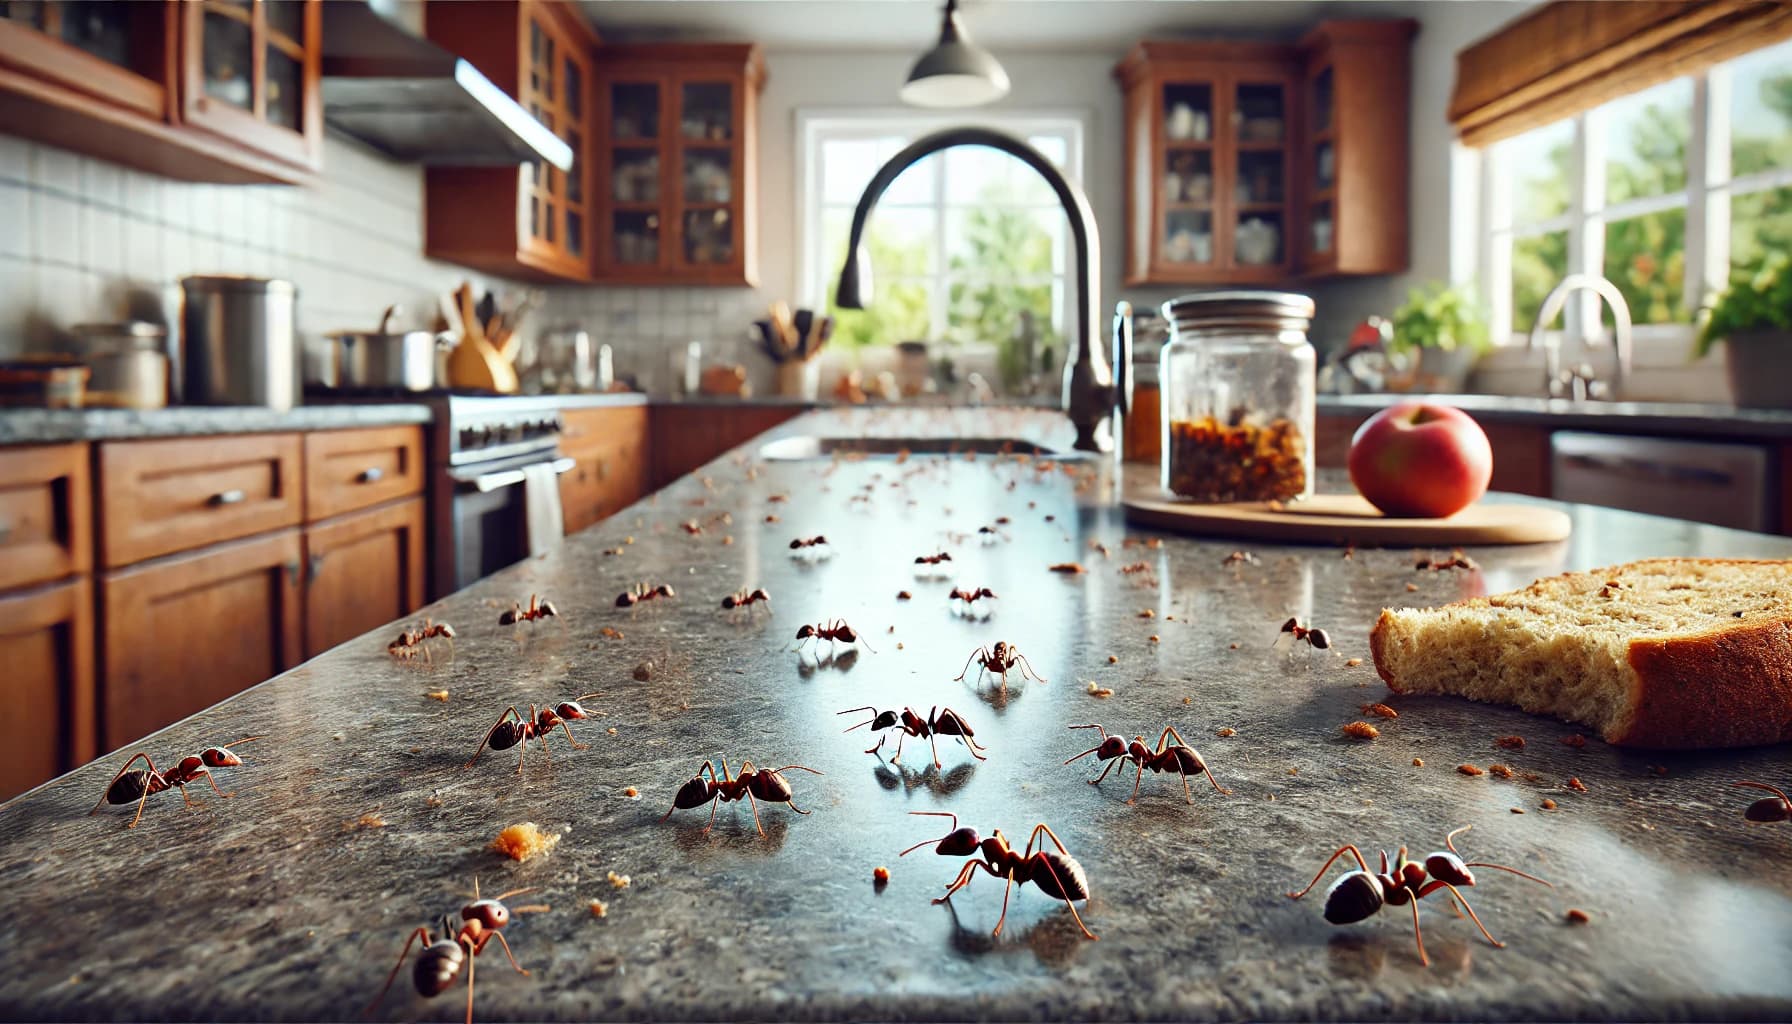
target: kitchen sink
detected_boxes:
[758,435,1087,460]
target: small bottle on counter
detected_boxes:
[1159,291,1316,503]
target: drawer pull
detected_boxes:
[209,489,247,507]
[356,467,384,484]
[308,553,325,583]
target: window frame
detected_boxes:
[1474,43,1792,347]
[796,108,1088,347]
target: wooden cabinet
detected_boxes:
[649,404,800,490]
[0,0,320,183]
[97,433,302,569]
[0,577,94,802]
[559,404,648,533]
[0,443,90,592]
[100,529,302,751]
[424,0,598,282]
[303,497,425,658]
[303,425,425,522]
[1115,20,1412,286]
[1296,21,1415,275]
[594,44,764,286]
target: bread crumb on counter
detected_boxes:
[1495,735,1526,750]
[1107,655,1118,664]
[1342,721,1380,741]
[622,786,639,799]
[1567,777,1589,792]
[873,866,890,887]
[1542,798,1558,809]
[424,690,449,702]
[607,871,631,889]
[1413,758,1424,767]
[1345,657,1364,667]
[1405,582,1420,592]
[1149,635,1161,643]
[1511,807,1525,814]
[1560,734,1587,748]
[491,822,559,862]
[1489,764,1515,779]
[1360,703,1399,719]
[345,812,387,831]
[588,899,608,918]
[1216,727,1236,737]
[1458,764,1485,777]
[1086,681,1114,698]
[1566,908,1591,925]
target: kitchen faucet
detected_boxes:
[834,127,1128,452]
[1526,273,1633,401]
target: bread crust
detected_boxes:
[1370,558,1792,750]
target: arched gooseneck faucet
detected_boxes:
[832,127,1129,452]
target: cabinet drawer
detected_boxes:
[303,497,426,658]
[0,443,91,590]
[0,576,96,801]
[304,425,426,522]
[98,434,302,567]
[100,529,303,751]
[560,404,647,451]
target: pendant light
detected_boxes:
[900,0,1010,108]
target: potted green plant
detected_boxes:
[1697,253,1792,410]
[1388,282,1491,393]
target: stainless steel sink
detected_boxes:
[758,435,1087,460]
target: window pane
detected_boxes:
[821,138,888,204]
[1603,78,1690,204]
[1603,208,1686,324]
[1729,39,1792,178]
[830,280,933,348]
[1026,134,1069,170]
[946,278,1056,349]
[1503,120,1573,224]
[823,205,936,279]
[945,207,1060,277]
[1511,230,1568,330]
[1731,185,1792,268]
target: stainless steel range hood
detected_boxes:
[320,0,573,171]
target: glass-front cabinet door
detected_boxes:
[181,0,321,170]
[0,0,174,119]
[1304,61,1335,267]
[600,75,668,272]
[673,77,739,272]
[1228,77,1289,276]
[1158,80,1215,271]
[517,10,590,274]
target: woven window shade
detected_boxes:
[1450,0,1792,148]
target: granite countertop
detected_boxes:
[1318,392,1792,439]
[3,407,1791,1021]
[0,403,435,444]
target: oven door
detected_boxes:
[447,454,574,592]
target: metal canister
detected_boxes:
[70,321,169,409]
[179,275,298,409]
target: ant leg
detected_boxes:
[1090,758,1122,786]
[963,733,989,761]
[362,926,432,1018]
[1128,759,1146,803]
[1014,653,1045,682]
[463,933,477,1024]
[1286,845,1374,900]
[954,648,988,682]
[928,729,944,770]
[931,859,983,904]
[1028,852,1099,941]
[1181,765,1195,804]
[475,930,531,975]
[864,733,887,756]
[991,870,1016,938]
[891,731,906,765]
[746,789,766,838]
[462,707,523,769]
[88,752,154,816]
[1408,897,1431,967]
[1421,882,1506,949]
[702,795,722,833]
[201,769,234,801]
[555,719,590,751]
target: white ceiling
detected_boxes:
[576,0,1529,51]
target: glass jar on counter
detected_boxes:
[1159,291,1316,503]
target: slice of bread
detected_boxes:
[1370,558,1792,749]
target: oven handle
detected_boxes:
[452,457,576,494]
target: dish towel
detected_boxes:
[522,461,565,557]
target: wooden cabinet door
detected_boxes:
[100,529,302,751]
[302,498,426,659]
[303,425,426,523]
[0,577,95,802]
[97,433,303,568]
[0,443,90,591]
[179,0,321,171]
[596,71,672,279]
[0,1,175,119]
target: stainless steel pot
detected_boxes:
[180,275,298,410]
[70,321,169,409]
[322,330,442,391]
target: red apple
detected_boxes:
[1347,403,1493,519]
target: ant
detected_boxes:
[789,535,829,550]
[1223,550,1260,567]
[794,619,875,657]
[1733,780,1791,822]
[721,587,771,611]
[388,619,456,660]
[1278,616,1331,650]
[949,586,997,604]
[1286,824,1553,966]
[499,594,557,625]
[839,705,988,768]
[914,552,953,566]
[661,756,823,837]
[463,694,603,773]
[365,877,548,1024]
[1063,724,1229,803]
[616,582,675,608]
[898,812,1097,941]
[956,641,1045,687]
[976,524,1006,543]
[89,735,262,828]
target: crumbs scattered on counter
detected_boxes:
[1567,777,1589,792]
[1405,583,1419,592]
[1458,764,1485,777]
[873,866,890,888]
[588,899,608,918]
[1216,727,1236,737]
[1412,758,1424,767]
[1107,655,1118,664]
[1229,642,1240,650]
[1495,735,1526,750]
[1489,764,1515,779]
[425,690,449,702]
[1086,681,1114,698]
[1566,908,1591,925]
[1511,807,1525,814]
[491,822,559,862]
[896,590,912,600]
[1561,734,1587,748]
[599,626,624,639]
[622,787,639,799]
[606,727,618,735]
[1149,635,1161,643]
[896,642,905,650]
[633,661,654,681]
[1139,609,1154,619]
[607,871,631,889]
[1050,562,1086,574]
[425,793,444,808]
[344,812,386,831]
[1360,703,1398,719]
[1542,798,1558,809]
[1342,722,1380,741]
[1345,657,1364,667]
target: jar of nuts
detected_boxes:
[1159,291,1316,503]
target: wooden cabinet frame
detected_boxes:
[0,577,96,798]
[0,3,174,119]
[178,0,323,172]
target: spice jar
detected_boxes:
[1159,291,1316,503]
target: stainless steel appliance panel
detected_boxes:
[1550,430,1774,533]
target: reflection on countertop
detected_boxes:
[1319,392,1792,438]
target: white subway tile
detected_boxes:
[85,206,125,279]
[31,145,82,197]
[87,161,124,211]
[0,184,28,259]
[34,192,82,267]
[0,136,30,184]
[122,215,162,284]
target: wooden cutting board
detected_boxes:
[1123,491,1572,546]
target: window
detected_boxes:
[1478,37,1792,343]
[798,113,1084,354]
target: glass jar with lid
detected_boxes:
[1159,291,1316,503]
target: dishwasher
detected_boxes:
[1550,431,1777,533]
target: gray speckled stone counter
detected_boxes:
[3,407,1790,1022]
[0,403,434,444]
[1320,392,1792,439]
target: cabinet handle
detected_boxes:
[284,559,300,585]
[307,553,325,583]
[210,489,247,507]
[356,467,385,484]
